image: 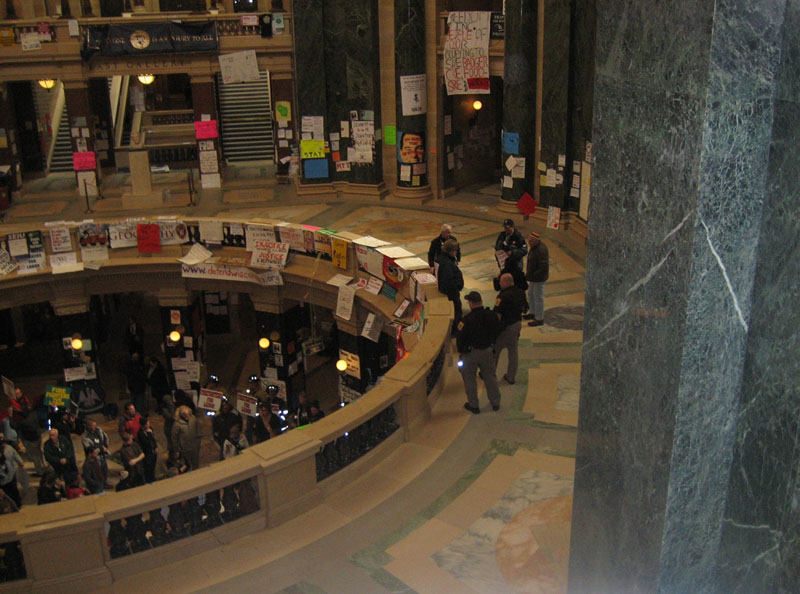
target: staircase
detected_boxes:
[32,82,73,173]
[49,115,73,172]
[216,70,275,162]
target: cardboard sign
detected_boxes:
[137,223,161,253]
[198,388,224,412]
[194,120,219,140]
[44,385,71,408]
[249,241,290,268]
[1,376,14,399]
[73,151,96,171]
[236,392,258,417]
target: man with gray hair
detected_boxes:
[428,223,461,271]
[493,272,528,384]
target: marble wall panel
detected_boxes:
[569,0,792,592]
[715,2,800,591]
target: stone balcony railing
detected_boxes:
[0,215,452,593]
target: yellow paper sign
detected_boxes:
[275,101,291,122]
[331,237,348,269]
[300,139,325,159]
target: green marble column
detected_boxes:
[293,0,330,184]
[500,0,538,205]
[323,0,383,185]
[394,0,427,188]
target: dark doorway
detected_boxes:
[8,82,43,174]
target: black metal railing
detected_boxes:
[0,540,26,583]
[426,346,446,395]
[106,476,260,559]
[315,405,399,481]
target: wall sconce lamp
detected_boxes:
[38,79,56,90]
[137,74,155,85]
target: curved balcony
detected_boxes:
[0,216,452,593]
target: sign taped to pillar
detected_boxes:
[444,12,491,95]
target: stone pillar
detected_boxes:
[563,0,595,216]
[63,82,98,199]
[190,75,221,191]
[0,83,19,192]
[293,0,330,186]
[538,0,570,210]
[253,300,304,413]
[568,2,800,593]
[393,0,430,199]
[499,0,537,207]
[158,290,194,396]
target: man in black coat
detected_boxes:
[494,218,528,270]
[428,224,461,270]
[457,292,502,413]
[436,239,464,335]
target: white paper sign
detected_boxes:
[179,243,213,265]
[327,273,353,287]
[336,285,357,321]
[199,150,219,173]
[547,206,561,230]
[50,227,73,253]
[218,50,261,84]
[21,33,41,52]
[0,249,17,277]
[199,220,224,244]
[400,74,427,116]
[361,313,383,343]
[444,12,491,95]
[198,388,224,412]
[249,241,290,268]
[50,252,84,274]
[246,224,277,250]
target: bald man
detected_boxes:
[493,272,528,384]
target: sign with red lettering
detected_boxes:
[198,388,223,412]
[73,151,96,171]
[236,392,258,417]
[136,223,161,253]
[194,120,219,140]
[444,11,491,95]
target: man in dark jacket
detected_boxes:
[428,224,461,269]
[43,428,77,481]
[436,239,464,334]
[457,291,502,413]
[493,273,528,384]
[525,232,550,326]
[495,219,528,270]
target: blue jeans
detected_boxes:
[527,282,545,320]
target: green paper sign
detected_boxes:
[384,125,397,146]
[44,385,71,408]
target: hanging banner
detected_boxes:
[81,22,218,60]
[181,262,271,286]
[444,11,491,95]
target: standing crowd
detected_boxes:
[431,218,550,413]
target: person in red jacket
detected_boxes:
[118,403,143,441]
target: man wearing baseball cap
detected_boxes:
[494,219,528,270]
[525,231,549,326]
[456,291,502,414]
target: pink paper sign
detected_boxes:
[194,120,219,140]
[73,151,96,171]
